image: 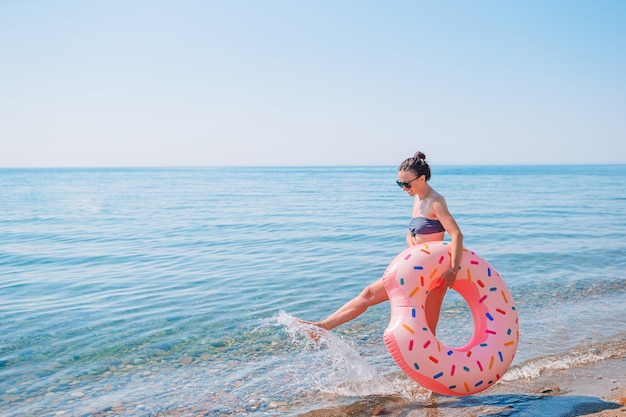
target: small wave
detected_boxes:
[502,335,626,381]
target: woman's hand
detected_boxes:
[437,268,457,288]
[406,231,417,247]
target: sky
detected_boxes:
[1,1,625,167]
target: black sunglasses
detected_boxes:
[396,176,420,188]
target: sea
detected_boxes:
[1,165,625,416]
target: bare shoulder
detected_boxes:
[430,189,448,207]
[430,191,452,216]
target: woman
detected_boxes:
[302,151,463,334]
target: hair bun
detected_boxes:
[398,151,431,180]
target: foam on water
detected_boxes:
[502,335,626,381]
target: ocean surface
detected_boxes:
[1,165,625,416]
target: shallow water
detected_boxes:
[1,165,625,416]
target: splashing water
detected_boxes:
[271,311,430,401]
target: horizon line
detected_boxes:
[1,162,625,170]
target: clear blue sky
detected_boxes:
[1,1,624,167]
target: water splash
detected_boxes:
[271,311,429,400]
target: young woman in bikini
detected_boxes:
[301,151,463,333]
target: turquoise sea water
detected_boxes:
[1,165,625,416]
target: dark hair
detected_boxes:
[398,151,431,181]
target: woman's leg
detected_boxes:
[424,285,447,334]
[311,278,389,331]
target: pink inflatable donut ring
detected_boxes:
[383,241,519,396]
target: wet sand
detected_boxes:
[299,356,625,417]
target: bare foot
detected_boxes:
[295,319,328,342]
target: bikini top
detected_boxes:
[409,216,445,236]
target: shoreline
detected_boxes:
[299,355,625,417]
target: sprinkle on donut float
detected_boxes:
[382,241,519,396]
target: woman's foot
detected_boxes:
[295,319,329,341]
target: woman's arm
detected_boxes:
[432,197,463,287]
[406,230,416,247]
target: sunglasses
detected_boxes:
[396,176,420,188]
